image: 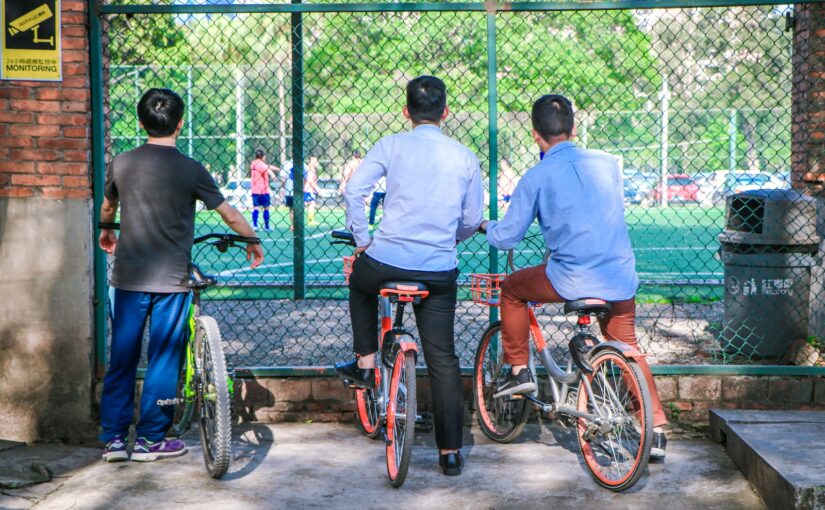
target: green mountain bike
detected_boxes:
[169,233,260,479]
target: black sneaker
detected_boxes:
[650,431,667,462]
[335,359,375,389]
[493,369,537,398]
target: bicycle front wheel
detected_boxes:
[576,347,652,492]
[473,322,529,443]
[386,349,416,488]
[196,316,232,479]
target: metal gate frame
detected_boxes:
[89,0,825,377]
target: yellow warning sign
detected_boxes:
[1,0,61,81]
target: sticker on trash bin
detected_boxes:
[742,278,757,296]
[728,276,741,295]
[761,278,793,296]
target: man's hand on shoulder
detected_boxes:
[99,230,118,254]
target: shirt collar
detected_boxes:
[544,140,576,158]
[413,124,442,134]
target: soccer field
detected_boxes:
[191,203,726,303]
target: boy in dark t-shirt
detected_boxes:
[98,88,264,462]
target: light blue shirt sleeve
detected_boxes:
[456,156,484,242]
[486,172,539,250]
[345,139,387,247]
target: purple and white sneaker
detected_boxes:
[130,437,187,462]
[102,436,129,462]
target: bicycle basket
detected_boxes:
[342,255,355,284]
[470,273,505,307]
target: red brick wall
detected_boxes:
[792,3,825,189]
[226,375,825,429]
[0,0,91,200]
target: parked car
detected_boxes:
[316,178,342,206]
[221,178,252,209]
[649,174,700,203]
[627,173,658,195]
[697,171,786,205]
[623,179,643,204]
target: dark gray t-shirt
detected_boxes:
[104,144,225,293]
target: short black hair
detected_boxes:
[137,88,184,138]
[406,76,447,124]
[531,94,574,140]
[255,148,265,159]
[353,150,362,158]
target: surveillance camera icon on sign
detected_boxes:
[7,4,55,48]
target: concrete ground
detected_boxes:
[4,422,764,510]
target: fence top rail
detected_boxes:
[98,0,824,15]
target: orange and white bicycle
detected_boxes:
[331,230,424,488]
[471,241,653,491]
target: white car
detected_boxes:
[697,171,786,205]
[221,178,252,209]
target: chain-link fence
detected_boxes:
[97,1,825,370]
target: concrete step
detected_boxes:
[710,409,825,510]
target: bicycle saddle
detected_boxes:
[563,298,612,318]
[379,281,429,304]
[180,263,217,290]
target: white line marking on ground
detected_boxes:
[218,257,342,277]
[261,230,330,243]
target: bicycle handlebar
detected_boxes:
[502,234,550,273]
[193,233,261,245]
[97,222,259,251]
[330,230,357,247]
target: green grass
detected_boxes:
[193,203,727,304]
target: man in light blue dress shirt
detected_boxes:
[480,94,668,460]
[336,76,484,475]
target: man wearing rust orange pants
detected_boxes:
[479,94,668,461]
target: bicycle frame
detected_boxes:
[520,307,646,427]
[373,294,419,427]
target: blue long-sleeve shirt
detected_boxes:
[345,124,484,272]
[485,141,639,301]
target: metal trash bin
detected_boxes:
[718,189,820,359]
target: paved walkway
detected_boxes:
[4,423,764,510]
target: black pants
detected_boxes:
[349,254,463,450]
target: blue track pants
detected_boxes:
[100,289,192,442]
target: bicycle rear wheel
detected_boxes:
[355,370,381,439]
[196,316,232,479]
[576,347,652,492]
[473,322,529,443]
[386,349,416,488]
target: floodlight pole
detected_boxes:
[728,108,737,172]
[659,74,670,208]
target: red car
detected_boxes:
[650,174,700,202]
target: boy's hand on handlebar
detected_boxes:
[247,242,264,269]
[99,230,118,254]
[355,241,371,256]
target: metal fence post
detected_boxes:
[89,1,108,377]
[487,8,499,325]
[291,0,306,299]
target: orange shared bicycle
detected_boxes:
[331,230,424,488]
[471,242,653,491]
